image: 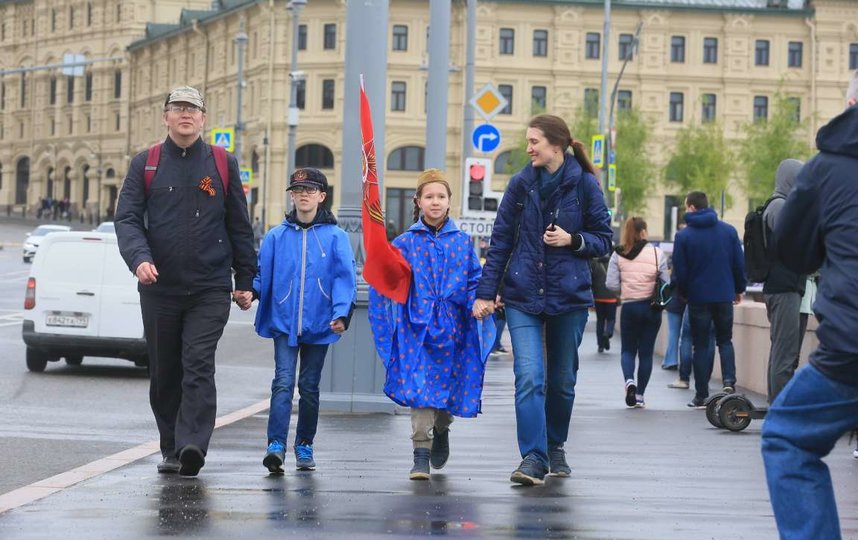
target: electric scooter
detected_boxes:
[704,392,768,432]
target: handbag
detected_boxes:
[650,245,673,311]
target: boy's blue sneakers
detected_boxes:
[263,441,286,474]
[295,442,316,470]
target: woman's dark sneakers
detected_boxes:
[430,429,450,469]
[510,454,547,486]
[410,448,431,480]
[548,446,571,477]
[625,380,637,407]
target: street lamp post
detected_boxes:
[286,0,307,212]
[234,16,248,167]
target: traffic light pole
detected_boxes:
[461,0,476,163]
[426,0,451,169]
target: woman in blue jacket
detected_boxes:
[473,114,613,486]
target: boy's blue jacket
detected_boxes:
[671,207,746,305]
[253,208,356,346]
[368,218,495,418]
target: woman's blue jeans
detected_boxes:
[267,336,329,446]
[620,300,663,395]
[506,306,588,466]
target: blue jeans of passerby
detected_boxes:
[620,300,662,395]
[664,310,682,368]
[761,360,858,540]
[689,303,736,399]
[506,306,588,467]
[267,336,329,446]
[492,317,507,351]
[679,307,715,382]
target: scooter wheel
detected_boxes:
[716,395,753,432]
[705,392,728,429]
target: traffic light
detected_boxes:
[462,157,501,218]
[468,161,485,210]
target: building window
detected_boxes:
[86,115,91,133]
[618,33,634,61]
[50,77,57,105]
[116,4,121,23]
[69,6,75,29]
[391,81,406,112]
[787,97,801,123]
[114,70,122,99]
[392,25,408,51]
[323,24,336,50]
[498,84,513,114]
[296,80,305,110]
[755,40,770,66]
[585,32,600,59]
[0,82,4,110]
[50,119,55,136]
[788,41,803,68]
[385,187,412,236]
[494,151,514,174]
[617,90,632,112]
[584,88,599,117]
[849,43,858,70]
[669,92,684,122]
[115,113,120,131]
[67,116,73,134]
[533,30,548,57]
[296,144,334,168]
[322,79,334,110]
[499,28,515,55]
[51,9,56,32]
[85,72,93,101]
[753,96,768,122]
[87,2,92,27]
[20,75,27,108]
[531,85,546,111]
[298,24,307,51]
[703,37,718,64]
[67,76,74,103]
[701,94,716,123]
[387,146,425,171]
[671,36,686,63]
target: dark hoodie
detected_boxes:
[774,104,858,385]
[762,159,806,295]
[672,207,746,305]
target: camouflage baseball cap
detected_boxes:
[165,86,205,111]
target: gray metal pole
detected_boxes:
[234,16,248,166]
[426,0,451,169]
[598,0,611,135]
[462,0,476,162]
[286,1,306,210]
[324,0,391,413]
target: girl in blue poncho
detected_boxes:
[368,168,494,481]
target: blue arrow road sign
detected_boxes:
[472,124,501,153]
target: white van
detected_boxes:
[22,232,147,372]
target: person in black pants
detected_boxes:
[590,255,618,353]
[115,86,256,477]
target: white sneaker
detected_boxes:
[853,447,858,459]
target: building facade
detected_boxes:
[3,0,858,236]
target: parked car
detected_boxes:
[22,225,72,263]
[22,231,147,372]
[94,221,115,233]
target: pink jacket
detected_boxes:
[606,244,670,302]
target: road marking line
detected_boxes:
[0,321,22,327]
[0,398,271,514]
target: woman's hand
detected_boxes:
[543,224,573,247]
[472,298,495,320]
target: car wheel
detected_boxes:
[65,356,83,366]
[26,348,48,372]
[23,256,31,263]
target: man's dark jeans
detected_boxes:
[689,302,736,399]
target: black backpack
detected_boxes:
[743,197,779,283]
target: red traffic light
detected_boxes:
[469,163,485,182]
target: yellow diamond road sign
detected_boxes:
[470,83,508,121]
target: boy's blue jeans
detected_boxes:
[506,307,588,466]
[761,360,858,540]
[267,335,329,446]
[679,307,715,382]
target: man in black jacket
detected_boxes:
[761,72,858,539]
[115,86,256,477]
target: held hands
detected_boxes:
[330,318,346,334]
[233,290,253,310]
[543,224,573,247]
[472,298,495,321]
[135,262,159,285]
[734,294,743,305]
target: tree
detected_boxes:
[738,93,812,204]
[663,122,734,208]
[613,108,655,215]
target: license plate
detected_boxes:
[46,313,89,328]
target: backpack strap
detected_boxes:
[211,145,229,194]
[143,143,162,196]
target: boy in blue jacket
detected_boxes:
[253,168,356,474]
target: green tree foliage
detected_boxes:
[664,122,734,208]
[738,93,812,203]
[613,108,655,215]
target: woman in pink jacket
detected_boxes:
[606,217,670,408]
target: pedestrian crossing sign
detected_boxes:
[591,135,605,168]
[239,168,252,194]
[211,128,235,152]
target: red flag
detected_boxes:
[360,77,412,304]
